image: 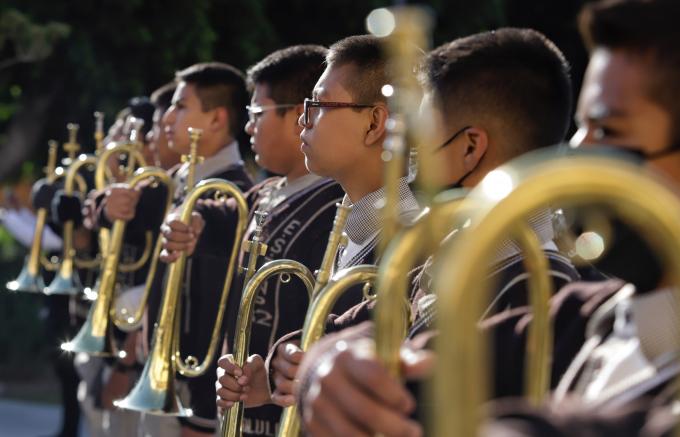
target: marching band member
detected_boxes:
[289,28,580,437]
[162,44,345,436]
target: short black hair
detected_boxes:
[176,62,248,136]
[326,35,388,105]
[580,0,680,143]
[420,28,572,154]
[150,81,176,114]
[247,45,327,115]
[127,96,155,138]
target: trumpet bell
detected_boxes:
[44,271,82,295]
[6,261,45,293]
[61,303,116,357]
[114,357,191,417]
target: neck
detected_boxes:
[201,134,235,158]
[338,162,384,203]
[286,161,310,183]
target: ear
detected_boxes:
[210,107,230,133]
[461,127,488,173]
[364,104,389,146]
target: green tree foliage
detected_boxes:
[0,0,586,182]
[0,9,70,71]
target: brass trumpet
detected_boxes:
[7,119,97,292]
[222,204,351,437]
[430,152,680,436]
[45,121,148,295]
[6,140,60,292]
[116,128,250,415]
[221,212,315,437]
[275,205,379,437]
[61,165,173,356]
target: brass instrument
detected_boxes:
[116,128,250,415]
[45,121,148,295]
[369,6,436,256]
[221,212,315,436]
[94,111,105,155]
[61,165,173,356]
[7,121,91,292]
[430,152,680,436]
[221,203,351,437]
[93,120,153,276]
[276,205,380,437]
[273,9,436,435]
[276,265,379,437]
[373,190,466,377]
[5,140,59,292]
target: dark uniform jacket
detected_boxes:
[194,176,345,436]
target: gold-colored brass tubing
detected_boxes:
[277,265,378,437]
[45,154,98,295]
[374,192,466,379]
[62,167,173,356]
[220,203,351,437]
[116,177,248,415]
[35,170,90,274]
[222,260,316,436]
[94,141,148,272]
[118,231,154,273]
[112,236,163,330]
[430,155,680,436]
[513,222,554,403]
[6,142,60,292]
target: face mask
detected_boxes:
[627,143,680,161]
[592,218,664,293]
[448,168,475,189]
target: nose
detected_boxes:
[162,106,176,126]
[297,112,307,129]
[245,118,255,136]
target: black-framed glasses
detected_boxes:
[436,125,471,151]
[246,104,296,123]
[302,98,375,126]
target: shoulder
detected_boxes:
[212,165,254,192]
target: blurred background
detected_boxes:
[0,0,589,435]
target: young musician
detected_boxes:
[92,63,252,437]
[487,0,680,434]
[162,44,346,436]
[288,28,579,437]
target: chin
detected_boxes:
[304,157,329,178]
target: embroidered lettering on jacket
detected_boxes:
[242,417,277,436]
[267,220,302,257]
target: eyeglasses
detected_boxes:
[302,98,375,127]
[246,104,296,123]
[436,125,471,151]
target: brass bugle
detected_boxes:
[430,152,680,436]
[222,261,316,436]
[61,166,173,356]
[222,203,352,437]
[42,117,148,295]
[370,6,436,256]
[93,137,151,276]
[276,264,379,437]
[6,141,60,292]
[373,189,467,378]
[116,176,248,415]
[43,152,99,295]
[371,190,553,393]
